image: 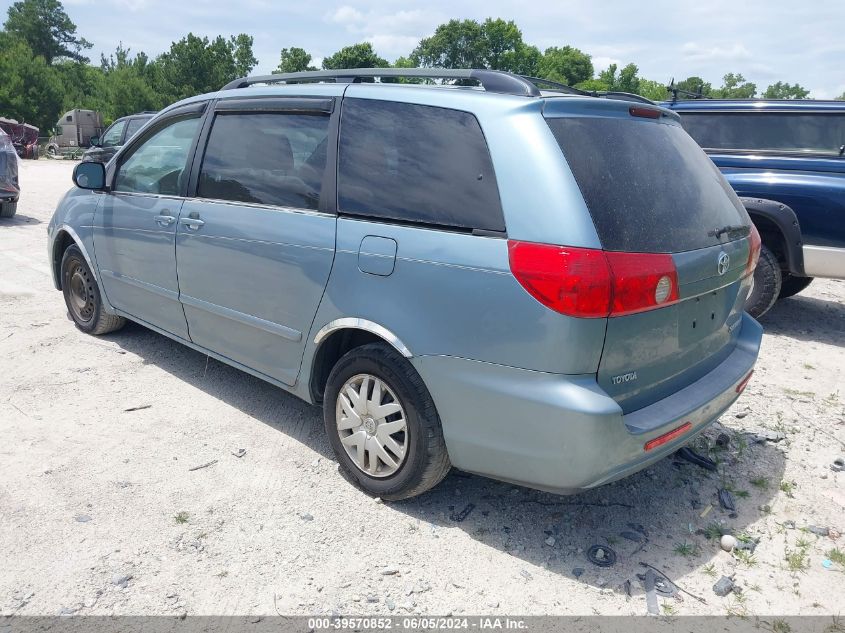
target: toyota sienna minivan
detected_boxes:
[48,68,762,500]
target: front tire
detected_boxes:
[0,201,16,218]
[61,244,126,335]
[324,342,451,500]
[778,274,813,299]
[745,244,782,319]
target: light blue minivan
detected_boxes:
[48,69,762,500]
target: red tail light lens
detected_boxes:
[644,422,692,451]
[605,252,680,316]
[744,224,761,278]
[508,241,680,318]
[507,242,611,318]
[629,106,662,119]
[735,370,754,394]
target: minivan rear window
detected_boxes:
[547,116,748,253]
[338,99,504,232]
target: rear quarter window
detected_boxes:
[338,99,504,232]
[547,116,748,253]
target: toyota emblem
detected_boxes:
[717,252,730,276]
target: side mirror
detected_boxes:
[73,161,107,190]
[90,136,101,147]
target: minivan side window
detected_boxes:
[338,99,504,232]
[114,116,201,196]
[197,112,330,210]
[680,112,845,155]
[101,120,126,147]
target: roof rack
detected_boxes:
[221,68,541,97]
[666,78,712,104]
[524,76,655,104]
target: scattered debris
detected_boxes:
[123,404,152,412]
[544,536,556,547]
[783,520,796,530]
[734,410,750,419]
[716,433,731,448]
[74,514,91,523]
[449,503,475,522]
[381,567,399,576]
[298,513,314,521]
[720,534,737,552]
[735,536,760,553]
[519,569,533,581]
[748,431,786,445]
[572,567,584,579]
[831,457,845,472]
[112,573,132,589]
[639,562,706,604]
[822,559,833,569]
[637,571,677,597]
[587,544,617,567]
[188,459,218,472]
[386,598,396,611]
[621,531,646,543]
[231,448,246,458]
[718,489,736,512]
[643,568,659,616]
[807,525,830,536]
[676,447,717,471]
[699,504,713,518]
[712,576,734,597]
[623,579,632,597]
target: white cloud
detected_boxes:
[681,42,753,63]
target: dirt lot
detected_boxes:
[1,160,844,617]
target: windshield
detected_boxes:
[546,116,749,253]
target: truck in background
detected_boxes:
[45,109,104,157]
[0,118,40,159]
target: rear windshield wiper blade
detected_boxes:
[709,224,751,239]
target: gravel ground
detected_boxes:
[1,160,844,617]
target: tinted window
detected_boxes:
[114,116,201,196]
[338,99,504,232]
[101,120,126,147]
[680,112,845,155]
[547,116,747,253]
[198,113,329,210]
[124,117,148,140]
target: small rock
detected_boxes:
[386,598,396,611]
[519,569,532,581]
[807,525,829,537]
[597,577,607,587]
[720,535,737,552]
[572,567,584,578]
[374,497,383,504]
[716,433,730,448]
[734,411,749,419]
[487,600,499,608]
[713,576,734,597]
[299,513,314,521]
[545,536,556,547]
[112,573,133,588]
[621,531,645,543]
[783,520,796,530]
[381,567,400,576]
[74,514,92,523]
[366,595,379,603]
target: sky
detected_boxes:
[7,0,845,98]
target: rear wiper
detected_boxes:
[709,224,751,239]
[839,144,844,157]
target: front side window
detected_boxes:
[337,99,504,232]
[197,112,330,210]
[124,117,147,140]
[101,120,126,147]
[679,112,845,155]
[114,116,201,196]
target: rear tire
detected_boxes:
[745,244,782,319]
[324,342,451,500]
[0,201,16,218]
[778,275,813,299]
[61,244,126,335]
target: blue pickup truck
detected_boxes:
[663,99,845,317]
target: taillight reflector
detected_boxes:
[644,422,692,452]
[507,241,680,318]
[745,224,761,278]
[629,106,661,119]
[736,370,754,394]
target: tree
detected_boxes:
[763,81,809,100]
[275,47,315,73]
[4,0,91,64]
[637,78,668,101]
[0,31,64,130]
[411,18,538,74]
[231,34,258,78]
[837,92,845,101]
[674,76,713,98]
[322,42,388,69]
[713,72,756,98]
[98,45,160,119]
[536,46,593,86]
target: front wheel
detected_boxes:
[745,244,782,319]
[61,244,126,335]
[0,201,16,218]
[323,342,451,500]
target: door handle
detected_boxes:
[154,214,175,227]
[179,216,205,230]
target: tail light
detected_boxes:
[744,224,761,278]
[735,370,754,394]
[644,422,692,451]
[508,241,680,318]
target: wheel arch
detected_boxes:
[51,226,100,291]
[309,319,413,404]
[739,197,805,276]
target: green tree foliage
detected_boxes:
[4,0,91,63]
[637,78,669,101]
[763,81,809,99]
[98,45,159,120]
[411,18,538,74]
[0,31,64,130]
[713,72,757,98]
[674,76,713,97]
[837,92,845,101]
[275,47,316,73]
[536,46,593,85]
[322,42,388,69]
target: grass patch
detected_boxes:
[702,563,717,578]
[735,549,757,567]
[750,476,770,490]
[174,511,189,524]
[779,480,796,498]
[704,522,727,540]
[785,548,809,572]
[662,603,677,616]
[826,548,845,567]
[783,388,814,399]
[674,541,700,557]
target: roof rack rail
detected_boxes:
[666,78,712,104]
[521,76,655,104]
[221,68,541,97]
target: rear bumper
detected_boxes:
[412,312,762,495]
